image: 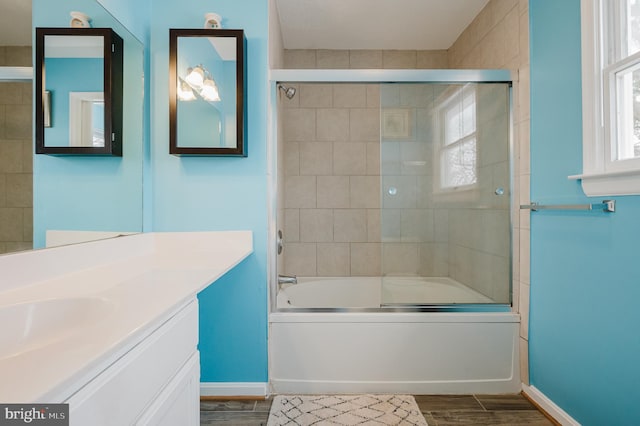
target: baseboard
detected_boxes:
[200,382,268,398]
[522,384,581,426]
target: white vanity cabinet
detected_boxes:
[65,300,200,426]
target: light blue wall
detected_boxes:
[96,0,149,43]
[529,1,640,425]
[33,0,145,248]
[150,0,269,382]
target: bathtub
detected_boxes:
[277,276,493,309]
[270,276,519,394]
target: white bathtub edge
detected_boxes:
[269,312,520,323]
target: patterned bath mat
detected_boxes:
[267,394,428,425]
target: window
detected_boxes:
[437,85,477,190]
[577,0,640,195]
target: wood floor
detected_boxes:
[200,393,556,425]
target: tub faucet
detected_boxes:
[278,274,297,284]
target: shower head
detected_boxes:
[278,84,296,99]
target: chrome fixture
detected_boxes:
[520,199,616,213]
[278,274,297,284]
[278,84,296,99]
[277,230,284,255]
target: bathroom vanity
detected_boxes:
[0,231,252,425]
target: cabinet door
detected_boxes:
[67,301,198,426]
[135,352,200,426]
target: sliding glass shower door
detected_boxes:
[379,82,512,306]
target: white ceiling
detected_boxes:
[0,0,31,46]
[275,0,489,50]
[0,0,489,50]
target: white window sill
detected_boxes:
[569,169,640,196]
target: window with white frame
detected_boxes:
[437,85,478,191]
[578,0,640,195]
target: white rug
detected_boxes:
[267,394,428,426]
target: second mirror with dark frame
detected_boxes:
[35,27,123,156]
[169,29,246,156]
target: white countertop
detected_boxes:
[0,231,253,403]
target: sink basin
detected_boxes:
[0,297,115,359]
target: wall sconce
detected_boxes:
[204,13,222,29]
[179,64,221,102]
[69,11,91,28]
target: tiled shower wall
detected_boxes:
[449,0,531,384]
[0,46,33,254]
[280,83,383,276]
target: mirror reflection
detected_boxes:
[31,0,144,251]
[43,34,105,148]
[170,29,246,156]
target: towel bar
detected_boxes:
[520,200,615,213]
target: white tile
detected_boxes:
[350,176,380,208]
[317,176,350,208]
[284,50,316,69]
[284,209,300,242]
[283,108,315,142]
[350,243,382,276]
[300,209,334,242]
[367,209,381,242]
[333,209,367,242]
[333,84,367,108]
[283,242,316,276]
[382,50,417,69]
[299,84,333,108]
[317,108,350,142]
[401,209,434,243]
[349,50,382,69]
[366,84,380,108]
[434,209,449,243]
[381,208,401,242]
[350,108,380,141]
[334,142,366,175]
[382,243,419,275]
[416,50,448,68]
[317,50,349,69]
[317,243,350,276]
[0,207,23,241]
[5,173,31,208]
[283,142,300,176]
[299,142,333,175]
[366,142,381,176]
[285,176,316,208]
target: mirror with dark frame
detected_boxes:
[169,28,246,156]
[35,27,123,156]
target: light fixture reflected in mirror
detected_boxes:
[185,65,204,88]
[177,79,196,101]
[200,78,220,101]
[179,64,221,102]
